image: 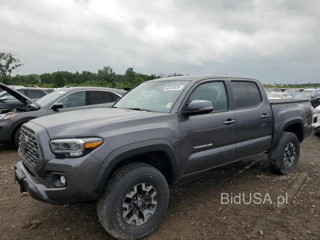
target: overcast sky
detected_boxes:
[1,0,320,83]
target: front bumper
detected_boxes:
[15,154,102,204]
[15,121,104,204]
[15,161,58,204]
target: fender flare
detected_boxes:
[271,117,304,149]
[94,139,180,193]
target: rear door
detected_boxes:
[230,80,273,159]
[179,79,237,175]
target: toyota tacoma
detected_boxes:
[14,75,313,239]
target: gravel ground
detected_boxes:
[0,136,319,240]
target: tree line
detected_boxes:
[1,53,320,89]
[0,53,183,89]
[5,66,167,89]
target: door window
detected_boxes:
[189,82,228,112]
[88,91,119,105]
[58,91,86,108]
[27,90,46,99]
[16,89,26,95]
[231,81,262,109]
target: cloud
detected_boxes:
[0,0,319,83]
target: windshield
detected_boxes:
[268,92,282,98]
[294,92,312,99]
[114,80,189,113]
[36,90,66,106]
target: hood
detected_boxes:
[31,108,173,138]
[0,83,32,105]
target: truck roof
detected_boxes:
[149,75,257,82]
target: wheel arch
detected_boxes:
[94,139,180,194]
[271,117,304,150]
[10,117,37,144]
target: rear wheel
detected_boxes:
[97,163,169,240]
[268,132,300,174]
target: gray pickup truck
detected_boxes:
[15,75,312,240]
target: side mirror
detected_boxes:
[183,100,213,114]
[51,103,64,110]
[0,96,8,101]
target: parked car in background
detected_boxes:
[312,106,320,135]
[303,88,319,93]
[14,75,312,240]
[285,89,302,97]
[0,86,53,110]
[0,85,126,147]
[267,91,292,99]
[268,88,282,92]
[293,91,320,108]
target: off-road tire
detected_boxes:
[268,132,300,174]
[97,163,169,240]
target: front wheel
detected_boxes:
[97,163,169,240]
[268,132,300,174]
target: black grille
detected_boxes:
[18,127,40,168]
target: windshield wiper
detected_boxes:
[126,107,152,112]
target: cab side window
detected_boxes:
[189,82,228,112]
[231,81,262,109]
[58,91,86,108]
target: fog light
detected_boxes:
[60,176,66,185]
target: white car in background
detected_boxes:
[312,106,320,135]
[267,91,293,99]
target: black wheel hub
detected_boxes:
[122,183,157,226]
[283,142,296,166]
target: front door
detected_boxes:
[179,80,237,176]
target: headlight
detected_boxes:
[50,138,103,158]
[0,113,17,120]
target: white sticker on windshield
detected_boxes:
[163,85,184,91]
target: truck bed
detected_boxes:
[269,98,312,149]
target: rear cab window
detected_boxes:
[230,81,262,109]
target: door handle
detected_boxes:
[261,114,270,119]
[223,119,236,125]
